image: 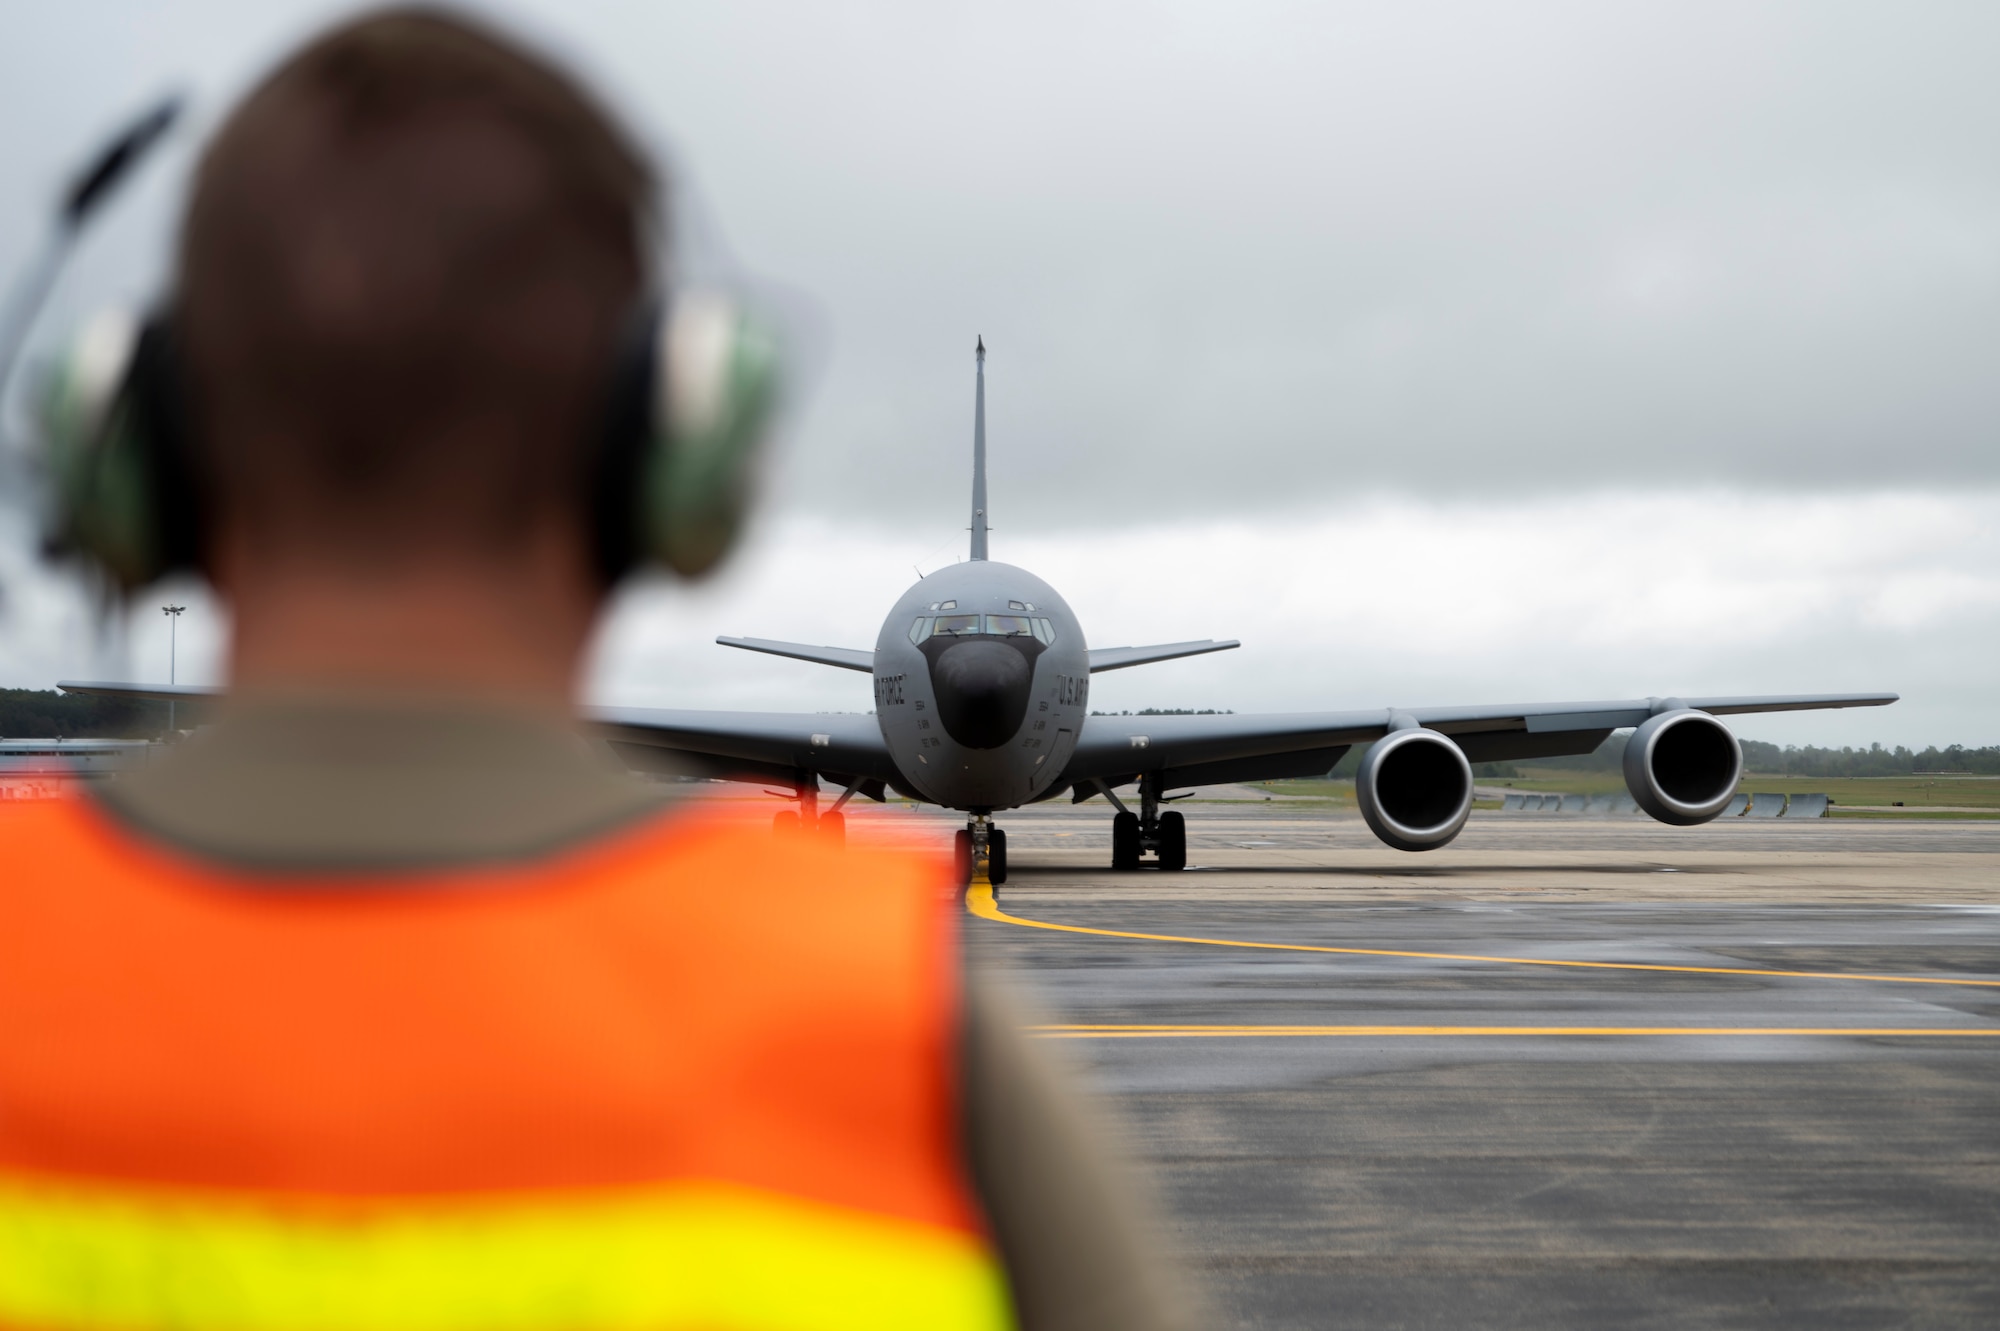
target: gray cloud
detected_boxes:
[570,1,2000,528]
[2,1,1996,748]
[5,1,1997,533]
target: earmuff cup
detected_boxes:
[590,304,664,587]
[41,311,204,590]
[637,294,782,580]
[42,293,780,593]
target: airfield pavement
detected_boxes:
[947,803,2000,1330]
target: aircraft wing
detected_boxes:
[1059,692,1899,792]
[58,680,221,725]
[585,705,900,793]
[1087,639,1240,673]
[60,680,218,704]
[715,637,874,672]
[59,682,896,795]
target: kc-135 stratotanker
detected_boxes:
[64,340,1895,882]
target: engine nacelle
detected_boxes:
[1623,708,1743,825]
[1357,726,1474,852]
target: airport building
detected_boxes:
[0,739,155,800]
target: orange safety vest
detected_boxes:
[0,795,1012,1331]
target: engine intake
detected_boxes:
[1357,727,1473,852]
[1623,709,1743,825]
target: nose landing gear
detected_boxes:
[1105,775,1186,871]
[956,815,1008,884]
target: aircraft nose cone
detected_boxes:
[931,639,1032,749]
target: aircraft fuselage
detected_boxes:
[872,561,1088,811]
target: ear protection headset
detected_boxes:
[17,99,783,593]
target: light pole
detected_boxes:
[162,605,184,737]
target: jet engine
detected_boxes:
[1622,708,1743,825]
[1357,726,1474,851]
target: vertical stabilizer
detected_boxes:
[970,336,989,560]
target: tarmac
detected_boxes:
[960,804,2000,1329]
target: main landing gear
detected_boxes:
[772,778,863,850]
[1107,774,1186,872]
[955,814,1008,884]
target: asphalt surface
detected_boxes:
[961,806,2000,1330]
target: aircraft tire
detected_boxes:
[989,828,1008,884]
[1111,811,1141,870]
[1158,810,1187,871]
[954,829,974,882]
[774,810,799,838]
[820,810,845,850]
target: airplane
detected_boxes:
[63,338,1896,883]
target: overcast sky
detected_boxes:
[3,2,1996,746]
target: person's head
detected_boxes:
[179,8,654,702]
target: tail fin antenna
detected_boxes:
[970,336,988,561]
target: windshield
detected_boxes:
[926,613,1054,640]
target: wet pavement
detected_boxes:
[966,807,2000,1329]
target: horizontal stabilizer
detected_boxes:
[716,637,875,673]
[1087,640,1240,674]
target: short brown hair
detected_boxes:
[180,7,652,561]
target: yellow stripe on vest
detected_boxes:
[0,1172,1014,1331]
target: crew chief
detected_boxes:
[0,11,1195,1330]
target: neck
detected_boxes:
[213,522,602,713]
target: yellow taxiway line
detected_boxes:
[963,884,2000,989]
[1030,1024,2000,1039]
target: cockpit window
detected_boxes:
[925,612,1056,640]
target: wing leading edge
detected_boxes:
[585,705,900,795]
[58,682,898,797]
[59,681,218,703]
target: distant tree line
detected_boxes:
[0,689,168,739]
[1088,708,1235,716]
[1518,731,2000,777]
[1733,739,2000,777]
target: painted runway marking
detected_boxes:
[1031,1024,2000,1039]
[964,885,2000,989]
